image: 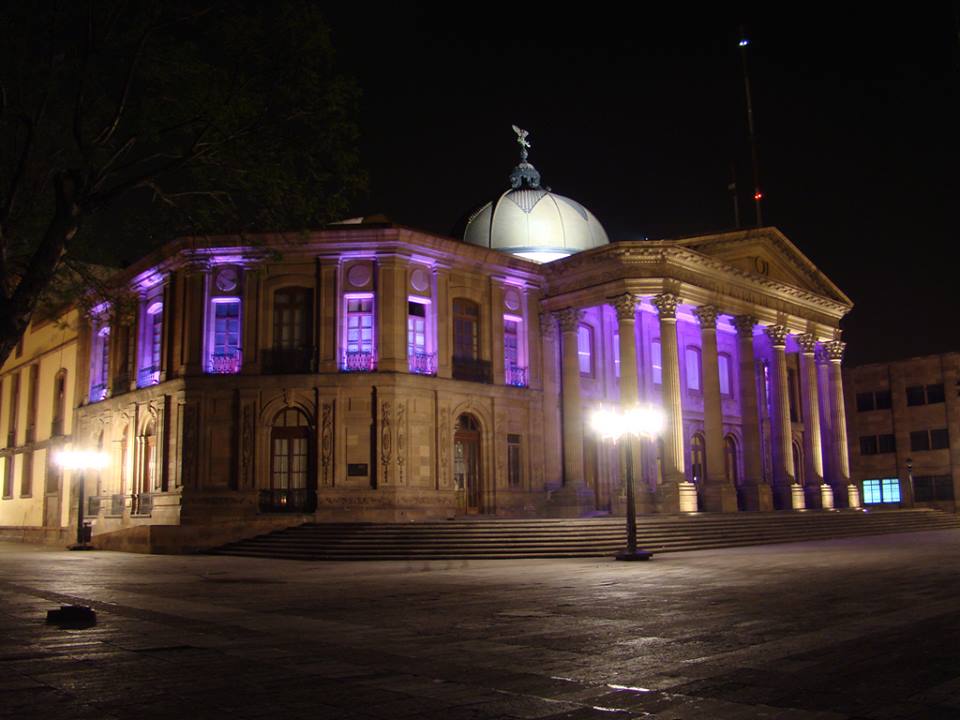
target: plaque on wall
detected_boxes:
[347,463,369,476]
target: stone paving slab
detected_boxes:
[2,529,960,718]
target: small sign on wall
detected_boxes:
[347,463,368,477]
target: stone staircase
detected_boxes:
[208,508,960,561]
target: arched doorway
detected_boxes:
[454,414,483,514]
[262,408,316,513]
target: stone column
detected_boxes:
[653,293,697,513]
[556,307,585,490]
[734,316,772,510]
[695,305,738,512]
[766,325,804,509]
[798,333,831,509]
[826,338,859,507]
[539,311,563,488]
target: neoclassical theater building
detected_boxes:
[0,138,860,550]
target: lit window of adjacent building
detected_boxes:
[503,315,526,387]
[507,434,522,487]
[577,324,594,377]
[408,298,435,375]
[685,347,701,392]
[718,353,731,396]
[343,294,375,372]
[862,478,901,504]
[651,340,662,385]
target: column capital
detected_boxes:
[538,311,557,339]
[797,333,818,354]
[733,314,758,339]
[652,292,679,320]
[609,293,638,321]
[765,324,789,347]
[693,304,720,329]
[824,339,846,363]
[554,307,584,334]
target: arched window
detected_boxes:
[264,408,315,512]
[452,299,479,361]
[52,369,67,437]
[577,324,594,377]
[724,435,740,485]
[690,432,705,484]
[270,287,314,373]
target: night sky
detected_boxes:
[326,5,959,367]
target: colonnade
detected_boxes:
[551,292,858,513]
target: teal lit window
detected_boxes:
[862,478,901,504]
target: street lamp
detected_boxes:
[591,405,665,561]
[53,449,109,550]
[906,457,914,506]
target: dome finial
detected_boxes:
[509,124,541,189]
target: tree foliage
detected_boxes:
[0,1,365,365]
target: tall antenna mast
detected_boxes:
[739,26,763,226]
[729,162,741,229]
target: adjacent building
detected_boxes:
[0,139,865,552]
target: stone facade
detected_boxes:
[0,223,863,551]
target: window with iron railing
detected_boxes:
[342,295,375,372]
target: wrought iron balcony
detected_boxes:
[259,488,317,514]
[341,350,376,373]
[90,383,108,402]
[137,366,160,388]
[207,349,242,374]
[452,356,492,384]
[409,352,437,376]
[505,365,528,387]
[262,347,316,374]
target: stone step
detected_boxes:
[210,509,960,561]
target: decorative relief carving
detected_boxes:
[554,307,583,333]
[496,411,507,486]
[764,324,789,347]
[824,339,846,363]
[241,404,254,488]
[538,311,556,339]
[397,402,406,486]
[652,292,679,320]
[380,401,392,484]
[797,333,818,354]
[693,304,720,329]
[733,315,758,338]
[439,407,450,488]
[320,401,334,486]
[610,293,639,321]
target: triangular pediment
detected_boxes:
[676,228,852,307]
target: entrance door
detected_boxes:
[454,415,482,514]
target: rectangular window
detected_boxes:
[25,364,39,444]
[863,478,901,504]
[926,383,945,404]
[651,340,662,385]
[914,475,955,501]
[612,333,620,379]
[881,478,901,503]
[343,295,375,372]
[1,456,11,498]
[859,436,878,456]
[685,347,701,391]
[138,300,163,387]
[877,434,896,454]
[906,385,926,406]
[8,373,20,448]
[874,390,892,409]
[856,392,875,412]
[862,479,881,504]
[208,299,242,374]
[507,434,522,487]
[787,367,802,422]
[910,430,931,452]
[718,354,731,396]
[407,300,435,375]
[577,325,593,377]
[503,318,526,386]
[20,451,32,497]
[930,428,950,450]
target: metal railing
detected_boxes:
[258,488,317,513]
[208,349,242,374]
[452,357,492,383]
[341,350,376,373]
[505,365,528,387]
[409,352,437,375]
[262,347,315,374]
[90,383,108,402]
[132,492,152,516]
[137,367,160,388]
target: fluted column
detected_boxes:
[826,338,859,507]
[611,294,639,402]
[695,305,738,512]
[556,307,585,489]
[766,325,804,509]
[734,316,772,511]
[798,333,831,509]
[653,293,697,512]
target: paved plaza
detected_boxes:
[2,530,960,719]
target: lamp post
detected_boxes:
[906,457,914,506]
[591,405,665,561]
[54,449,109,550]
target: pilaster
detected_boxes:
[556,307,585,490]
